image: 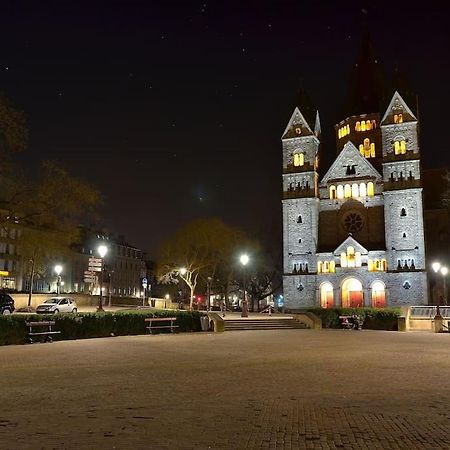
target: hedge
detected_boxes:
[305,307,401,331]
[0,310,203,346]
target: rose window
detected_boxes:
[343,212,363,233]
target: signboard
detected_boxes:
[84,270,97,284]
[142,277,148,288]
[277,295,285,307]
[88,257,102,264]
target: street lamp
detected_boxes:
[97,245,108,312]
[54,264,63,295]
[179,267,187,276]
[240,254,249,318]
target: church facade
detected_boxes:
[281,90,428,310]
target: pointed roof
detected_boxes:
[282,106,314,139]
[314,111,321,138]
[381,90,417,125]
[333,235,369,256]
[320,141,382,184]
[341,30,385,118]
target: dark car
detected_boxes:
[0,293,15,315]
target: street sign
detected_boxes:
[89,257,102,264]
[142,277,148,288]
[84,277,97,283]
[89,266,102,272]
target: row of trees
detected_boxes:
[0,93,100,302]
[156,218,280,311]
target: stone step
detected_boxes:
[224,319,308,331]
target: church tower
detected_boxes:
[381,91,428,303]
[281,102,320,308]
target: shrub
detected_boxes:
[0,310,203,346]
[306,307,401,331]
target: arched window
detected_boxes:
[297,215,302,223]
[341,278,363,308]
[403,232,407,238]
[347,246,355,267]
[338,128,342,139]
[340,252,348,268]
[370,143,375,157]
[355,121,361,132]
[344,184,352,198]
[366,120,371,131]
[401,208,406,217]
[367,182,375,197]
[337,185,344,199]
[394,113,403,124]
[317,261,323,273]
[371,281,386,307]
[351,183,359,198]
[359,183,367,197]
[320,283,334,309]
[346,124,350,134]
[355,252,362,268]
[361,121,366,131]
[293,152,304,167]
[394,141,400,154]
[400,141,406,154]
[371,120,377,129]
[329,185,337,199]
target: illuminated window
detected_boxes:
[320,283,334,308]
[344,184,351,198]
[359,183,367,197]
[394,140,406,155]
[351,183,359,198]
[355,121,361,132]
[394,113,403,124]
[338,124,350,139]
[318,261,336,274]
[368,259,388,272]
[337,185,344,199]
[371,281,386,307]
[359,138,375,158]
[317,261,323,273]
[367,182,374,197]
[347,246,355,267]
[361,121,366,131]
[295,127,302,135]
[340,252,347,268]
[366,120,372,131]
[329,185,337,199]
[355,252,362,268]
[293,152,304,167]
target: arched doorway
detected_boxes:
[341,278,363,308]
[320,283,334,308]
[371,281,386,308]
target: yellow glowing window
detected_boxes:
[317,261,323,273]
[338,128,342,139]
[367,182,374,197]
[330,261,335,273]
[351,183,359,198]
[347,246,355,267]
[355,121,361,132]
[293,153,304,167]
[366,120,371,131]
[370,143,375,157]
[361,121,366,131]
[329,185,337,199]
[341,252,347,268]
[394,140,406,155]
[346,124,350,135]
[344,184,352,198]
[337,185,344,199]
[394,114,403,124]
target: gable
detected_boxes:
[381,91,417,125]
[333,235,368,256]
[320,141,382,185]
[282,107,314,139]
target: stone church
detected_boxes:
[282,37,428,309]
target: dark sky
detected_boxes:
[0,1,449,256]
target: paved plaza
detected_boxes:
[1,329,450,449]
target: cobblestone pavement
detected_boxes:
[1,330,450,449]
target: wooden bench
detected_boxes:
[145,317,178,334]
[26,321,61,343]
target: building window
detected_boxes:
[371,281,386,307]
[359,183,367,197]
[351,183,359,198]
[368,259,387,272]
[293,152,304,167]
[297,215,302,223]
[401,208,406,217]
[355,121,361,132]
[337,185,344,199]
[329,185,337,199]
[359,138,375,158]
[367,182,375,197]
[341,246,361,268]
[344,184,352,198]
[394,113,403,124]
[403,232,407,238]
[318,260,335,274]
[320,283,334,308]
[343,212,364,233]
[338,124,350,139]
[298,238,302,243]
[394,140,407,155]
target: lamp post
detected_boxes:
[441,266,448,306]
[432,262,441,306]
[206,276,212,311]
[54,264,63,295]
[240,254,249,318]
[97,245,108,312]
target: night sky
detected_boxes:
[1,1,449,256]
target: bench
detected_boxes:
[26,321,61,343]
[145,317,178,334]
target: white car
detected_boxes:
[36,297,77,314]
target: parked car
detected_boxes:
[0,293,15,315]
[36,297,77,314]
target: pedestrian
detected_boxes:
[221,300,226,318]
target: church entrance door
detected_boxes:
[341,278,363,308]
[371,281,386,307]
[320,283,334,308]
